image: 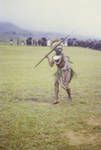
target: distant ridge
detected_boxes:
[0,22,99,42]
[0,22,23,33]
[0,22,65,40]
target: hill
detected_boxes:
[0,22,65,42]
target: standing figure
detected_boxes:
[47,41,74,104]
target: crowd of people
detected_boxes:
[9,37,101,50]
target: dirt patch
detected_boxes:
[87,116,101,126]
[62,131,101,146]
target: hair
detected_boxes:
[50,39,60,47]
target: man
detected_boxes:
[47,41,73,104]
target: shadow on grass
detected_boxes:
[14,96,52,104]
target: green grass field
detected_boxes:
[0,45,101,150]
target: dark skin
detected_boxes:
[66,88,72,100]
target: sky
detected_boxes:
[0,0,101,38]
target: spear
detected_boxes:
[34,32,73,69]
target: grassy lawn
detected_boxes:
[0,45,101,150]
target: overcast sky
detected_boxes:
[0,0,101,38]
